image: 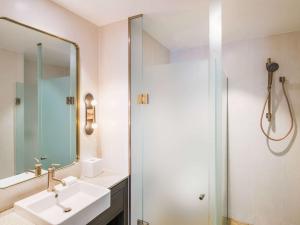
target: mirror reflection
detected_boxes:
[0,18,78,188]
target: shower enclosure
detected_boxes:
[130,1,227,224]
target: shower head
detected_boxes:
[266,61,279,73]
[266,58,279,90]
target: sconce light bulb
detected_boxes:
[91,100,97,106]
[92,123,98,129]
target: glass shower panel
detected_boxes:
[141,8,211,224]
[38,43,76,168]
[130,1,226,224]
[210,0,227,224]
[23,47,39,171]
[37,43,44,166]
[40,77,71,168]
[130,16,144,225]
[69,45,77,162]
[15,82,24,174]
[142,61,209,225]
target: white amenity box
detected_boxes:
[82,157,103,177]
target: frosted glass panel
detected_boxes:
[130,3,227,224]
[69,45,77,161]
[23,60,39,171]
[210,0,227,224]
[143,61,209,225]
[130,16,144,225]
[15,82,24,174]
[40,77,73,168]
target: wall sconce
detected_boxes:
[85,93,97,135]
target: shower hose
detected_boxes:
[260,78,294,141]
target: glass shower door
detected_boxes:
[130,6,222,225]
[15,82,24,174]
[141,60,210,225]
[130,1,226,224]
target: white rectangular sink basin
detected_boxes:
[14,177,110,225]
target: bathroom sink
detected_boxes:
[14,177,110,225]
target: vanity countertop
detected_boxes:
[0,170,128,225]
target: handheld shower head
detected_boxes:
[266,58,279,73]
[266,58,279,90]
[261,58,294,141]
[265,58,279,122]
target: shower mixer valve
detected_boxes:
[279,76,286,83]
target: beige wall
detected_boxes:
[0,49,23,179]
[224,31,300,225]
[98,20,129,174]
[0,0,99,211]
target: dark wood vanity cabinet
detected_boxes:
[88,178,129,225]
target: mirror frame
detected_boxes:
[0,17,80,189]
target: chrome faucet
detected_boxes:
[47,164,66,192]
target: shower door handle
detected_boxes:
[199,193,206,200]
[137,93,149,104]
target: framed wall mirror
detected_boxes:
[0,17,79,188]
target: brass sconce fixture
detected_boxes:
[85,93,97,135]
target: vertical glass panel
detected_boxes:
[131,1,227,225]
[210,0,227,224]
[23,47,39,171]
[129,0,227,223]
[38,42,76,168]
[68,45,79,162]
[37,43,44,166]
[142,8,211,223]
[15,82,24,174]
[130,16,144,225]
[142,61,209,225]
[69,45,77,162]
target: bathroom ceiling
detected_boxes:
[51,0,208,50]
[51,0,203,27]
[51,0,300,49]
